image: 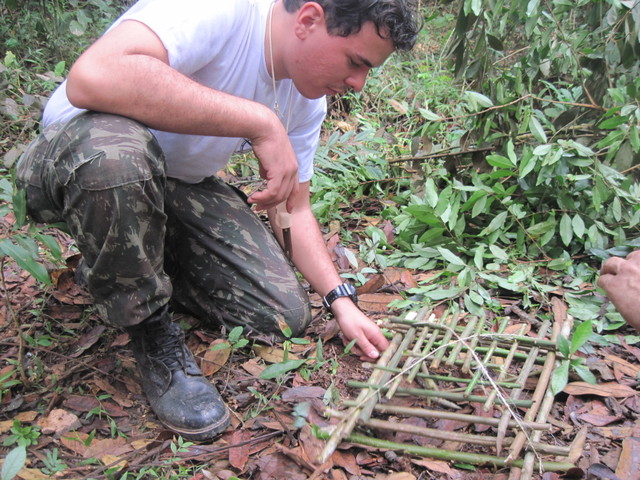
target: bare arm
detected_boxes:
[270,182,389,360]
[67,20,298,210]
[598,250,640,331]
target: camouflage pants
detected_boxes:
[15,111,311,337]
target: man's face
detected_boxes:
[288,20,396,99]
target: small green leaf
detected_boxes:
[437,247,466,266]
[529,116,547,143]
[572,214,585,238]
[551,360,570,396]
[559,213,573,247]
[259,359,306,379]
[0,238,50,284]
[419,108,441,121]
[486,154,513,169]
[573,364,597,384]
[465,91,494,109]
[557,335,570,358]
[425,178,438,208]
[228,326,243,344]
[1,445,26,480]
[488,244,509,261]
[571,320,593,354]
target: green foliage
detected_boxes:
[1,446,26,480]
[0,178,62,284]
[40,448,68,476]
[2,421,40,448]
[1,0,130,157]
[551,320,597,395]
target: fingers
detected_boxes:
[599,256,624,276]
[248,172,298,210]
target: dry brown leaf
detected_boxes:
[563,381,637,398]
[60,431,90,456]
[375,473,416,480]
[0,411,38,433]
[84,436,131,459]
[201,340,231,376]
[92,377,134,408]
[229,430,251,470]
[331,450,360,476]
[15,468,50,480]
[604,354,640,379]
[242,358,265,377]
[253,345,299,363]
[616,437,640,479]
[101,454,128,472]
[358,293,403,312]
[62,395,100,412]
[358,274,386,294]
[410,457,456,475]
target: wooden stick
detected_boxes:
[320,332,403,463]
[346,433,575,471]
[339,403,552,431]
[347,381,534,407]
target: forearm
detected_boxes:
[66,21,280,142]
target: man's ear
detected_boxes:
[294,2,325,39]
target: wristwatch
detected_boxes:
[322,283,358,311]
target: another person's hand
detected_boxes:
[248,118,299,211]
[598,250,640,331]
[331,298,389,362]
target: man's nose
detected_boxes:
[345,69,369,92]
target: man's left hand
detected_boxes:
[331,297,389,361]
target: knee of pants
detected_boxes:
[48,113,166,196]
[277,300,313,339]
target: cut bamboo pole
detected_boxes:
[506,321,560,463]
[496,319,551,452]
[446,315,478,365]
[372,365,521,388]
[431,311,461,368]
[341,403,552,431]
[386,309,432,398]
[462,316,486,373]
[320,332,403,463]
[464,316,509,396]
[347,381,534,407]
[346,434,575,472]
[484,324,527,409]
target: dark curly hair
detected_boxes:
[283,0,420,51]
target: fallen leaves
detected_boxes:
[563,381,637,398]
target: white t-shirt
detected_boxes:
[43,0,327,183]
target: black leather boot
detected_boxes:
[127,308,230,440]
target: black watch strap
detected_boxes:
[322,283,358,311]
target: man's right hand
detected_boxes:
[247,119,299,211]
[598,250,640,331]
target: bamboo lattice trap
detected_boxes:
[321,305,584,479]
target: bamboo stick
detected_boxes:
[462,316,485,373]
[329,415,566,456]
[386,309,432,398]
[485,324,527,409]
[446,315,478,365]
[320,332,403,463]
[346,434,575,472]
[465,317,509,396]
[340,402,552,431]
[389,319,557,350]
[431,311,461,368]
[496,319,551,452]
[372,364,521,388]
[347,381,534,407]
[506,321,560,463]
